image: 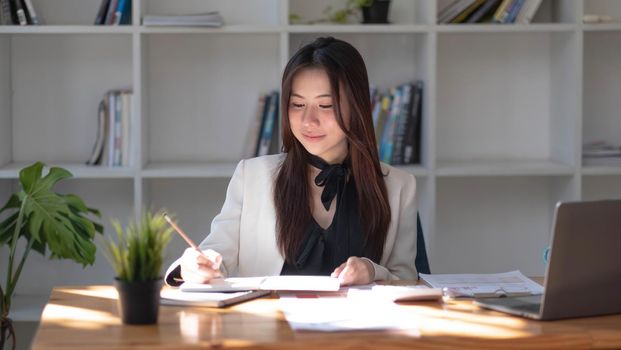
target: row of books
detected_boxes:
[438,0,542,24]
[0,0,40,25]
[242,83,423,165]
[143,11,223,27]
[243,90,280,159]
[94,0,132,25]
[372,81,423,165]
[86,90,133,167]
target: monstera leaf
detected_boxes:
[0,162,103,318]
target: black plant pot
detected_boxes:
[114,278,163,325]
[362,0,391,24]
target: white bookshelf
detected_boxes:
[2,0,621,319]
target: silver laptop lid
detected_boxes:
[540,199,621,320]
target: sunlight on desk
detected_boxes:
[404,303,534,339]
[176,310,266,348]
[55,285,119,300]
[42,286,120,330]
[44,304,117,330]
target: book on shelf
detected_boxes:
[374,81,423,166]
[13,0,26,25]
[256,90,279,157]
[143,11,224,27]
[379,87,401,164]
[438,0,478,24]
[22,0,39,24]
[94,0,109,25]
[241,90,280,159]
[494,0,532,23]
[94,0,131,25]
[403,82,423,165]
[492,0,512,22]
[113,0,130,25]
[450,0,487,24]
[105,0,118,24]
[0,0,39,26]
[514,0,543,24]
[86,89,133,167]
[120,92,131,166]
[242,94,267,159]
[86,100,108,166]
[506,0,526,23]
[391,83,412,164]
[466,0,502,23]
[373,95,391,147]
[0,0,12,25]
[6,0,18,25]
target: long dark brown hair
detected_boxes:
[274,37,390,264]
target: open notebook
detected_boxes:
[161,289,270,308]
[180,275,341,293]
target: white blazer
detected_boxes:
[165,154,417,284]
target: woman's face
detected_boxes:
[288,67,349,164]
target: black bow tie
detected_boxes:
[308,154,348,211]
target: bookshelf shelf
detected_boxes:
[435,23,576,33]
[0,26,134,34]
[3,0,621,304]
[287,24,429,34]
[140,25,284,34]
[435,160,575,177]
[141,162,238,178]
[395,165,429,177]
[582,23,621,31]
[0,162,136,179]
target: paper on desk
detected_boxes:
[420,270,543,298]
[279,294,419,332]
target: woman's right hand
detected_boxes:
[180,248,223,283]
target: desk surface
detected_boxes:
[31,283,621,350]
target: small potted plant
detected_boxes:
[290,0,391,25]
[361,0,391,24]
[101,210,173,325]
[0,162,103,350]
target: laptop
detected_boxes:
[475,199,621,320]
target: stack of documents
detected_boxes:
[420,270,543,298]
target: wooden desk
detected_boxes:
[31,284,621,350]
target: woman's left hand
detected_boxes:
[331,257,374,286]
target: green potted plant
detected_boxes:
[0,162,103,350]
[101,209,173,325]
[361,0,391,23]
[289,0,391,25]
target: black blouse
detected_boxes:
[281,155,367,276]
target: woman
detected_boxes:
[165,37,417,287]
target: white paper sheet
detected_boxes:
[279,296,419,332]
